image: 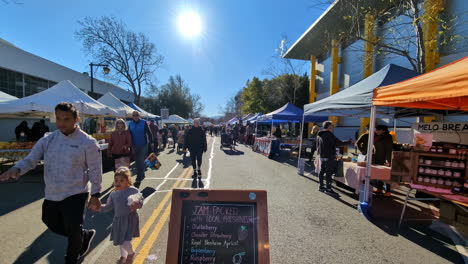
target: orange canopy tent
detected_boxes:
[373,57,468,111]
[359,57,468,206]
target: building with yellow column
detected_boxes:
[283,0,468,140]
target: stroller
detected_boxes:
[220,133,234,150]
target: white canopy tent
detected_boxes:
[127,103,160,119]
[0,91,18,102]
[162,114,189,124]
[0,80,119,117]
[97,92,137,117]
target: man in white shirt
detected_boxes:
[0,102,102,264]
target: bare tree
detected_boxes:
[75,16,164,104]
[263,37,308,104]
[312,0,462,73]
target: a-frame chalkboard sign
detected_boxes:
[166,189,270,264]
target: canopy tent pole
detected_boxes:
[297,114,305,174]
[271,119,273,136]
[361,105,376,207]
[393,118,397,132]
[255,121,258,135]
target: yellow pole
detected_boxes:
[422,0,444,123]
[360,14,375,135]
[308,55,317,134]
[329,39,340,126]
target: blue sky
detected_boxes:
[0,0,323,117]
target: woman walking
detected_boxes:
[108,119,133,170]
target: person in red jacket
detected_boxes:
[108,119,132,170]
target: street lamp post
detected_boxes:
[89,63,110,97]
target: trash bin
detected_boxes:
[297,158,306,175]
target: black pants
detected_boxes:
[42,192,88,264]
[190,150,203,171]
[319,159,336,189]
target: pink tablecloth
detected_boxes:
[335,162,391,193]
[409,184,468,206]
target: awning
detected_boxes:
[259,103,327,122]
[0,91,17,102]
[0,80,120,116]
[97,92,136,117]
[162,114,189,124]
[373,57,468,111]
[304,64,419,117]
[127,103,160,119]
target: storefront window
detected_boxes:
[24,75,49,96]
[0,67,23,98]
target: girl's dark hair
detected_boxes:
[55,102,78,118]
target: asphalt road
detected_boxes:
[0,135,464,264]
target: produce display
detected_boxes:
[92,133,111,141]
[0,141,36,150]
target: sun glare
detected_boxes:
[177,11,202,38]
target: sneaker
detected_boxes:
[197,169,202,176]
[325,188,338,196]
[80,229,96,257]
[383,192,392,197]
[318,187,325,192]
[125,253,135,264]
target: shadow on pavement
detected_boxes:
[0,169,45,217]
[13,229,67,264]
[176,156,191,168]
[367,189,463,263]
[221,149,244,155]
[12,189,116,264]
[301,168,464,263]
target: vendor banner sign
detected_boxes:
[412,122,468,133]
[411,122,468,145]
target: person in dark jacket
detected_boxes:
[372,125,394,196]
[161,125,168,149]
[355,126,369,155]
[15,121,31,141]
[316,121,350,195]
[185,119,207,178]
[273,126,282,138]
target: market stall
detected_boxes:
[301,64,420,204]
[252,137,281,158]
[372,57,468,227]
[253,103,326,158]
[0,80,121,171]
[0,80,120,117]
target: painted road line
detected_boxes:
[132,167,192,250]
[143,163,180,204]
[205,136,216,188]
[144,177,207,181]
[133,203,173,264]
[134,169,192,264]
[87,167,189,264]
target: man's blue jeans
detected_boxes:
[133,144,148,182]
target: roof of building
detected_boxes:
[283,0,396,60]
[0,38,134,102]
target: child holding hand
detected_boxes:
[100,167,143,264]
